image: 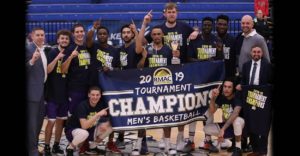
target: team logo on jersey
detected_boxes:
[153,67,173,85]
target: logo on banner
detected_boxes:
[153,67,173,85]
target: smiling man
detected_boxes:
[64,86,111,156]
[26,27,47,156]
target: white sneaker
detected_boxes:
[165,142,177,155]
[131,139,141,155]
[158,139,165,149]
[221,139,232,148]
[176,139,185,151]
[168,148,177,155]
[131,149,140,156]
[212,139,232,148]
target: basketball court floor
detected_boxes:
[38,120,272,156]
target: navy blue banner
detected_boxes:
[99,61,225,130]
[242,85,273,136]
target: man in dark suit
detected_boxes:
[26,27,47,156]
[240,45,272,86]
[237,45,272,156]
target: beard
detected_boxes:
[167,18,176,24]
[123,37,132,44]
[60,44,68,49]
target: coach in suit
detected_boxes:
[241,47,272,86]
[237,45,272,156]
[26,27,47,156]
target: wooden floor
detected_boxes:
[39,120,272,156]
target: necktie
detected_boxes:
[250,62,257,85]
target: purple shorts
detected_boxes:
[65,127,95,143]
[46,101,68,119]
[68,91,87,115]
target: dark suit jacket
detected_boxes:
[241,58,272,85]
[26,42,46,102]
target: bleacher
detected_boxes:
[26,0,254,45]
[27,0,253,21]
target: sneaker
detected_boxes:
[131,149,140,156]
[145,136,157,147]
[158,139,165,149]
[106,141,121,153]
[213,139,232,149]
[199,140,219,153]
[181,140,195,153]
[168,148,177,155]
[227,145,236,152]
[242,144,253,153]
[115,139,126,149]
[141,136,149,155]
[146,136,157,142]
[85,147,106,155]
[232,147,242,156]
[66,148,74,156]
[79,140,89,154]
[44,145,51,156]
[52,144,64,156]
[131,140,141,156]
[165,142,177,155]
[176,139,185,151]
[221,139,232,149]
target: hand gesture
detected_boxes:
[56,49,65,60]
[188,30,200,40]
[236,84,242,91]
[97,107,109,117]
[212,85,221,98]
[143,10,153,26]
[70,46,79,59]
[129,22,137,34]
[31,48,41,64]
[93,19,101,29]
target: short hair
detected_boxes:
[56,29,72,39]
[202,16,214,23]
[31,27,44,33]
[222,76,237,93]
[251,45,264,53]
[216,14,229,23]
[120,24,135,38]
[151,25,163,33]
[97,26,110,35]
[88,86,101,93]
[120,24,130,33]
[71,23,85,33]
[164,2,178,11]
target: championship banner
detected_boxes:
[99,61,225,130]
[242,85,273,136]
